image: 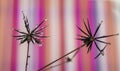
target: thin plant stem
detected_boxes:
[71,48,80,59]
[25,42,30,71]
[43,60,68,71]
[43,48,80,71]
[38,44,85,71]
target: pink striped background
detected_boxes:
[0,0,120,71]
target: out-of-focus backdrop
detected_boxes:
[0,0,120,71]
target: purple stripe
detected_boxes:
[75,0,83,71]
[11,0,18,71]
[88,1,99,71]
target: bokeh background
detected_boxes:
[0,0,120,71]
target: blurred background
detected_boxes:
[0,0,120,71]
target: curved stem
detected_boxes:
[38,44,85,71]
[25,42,30,71]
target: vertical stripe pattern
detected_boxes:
[0,0,119,71]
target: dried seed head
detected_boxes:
[66,57,72,62]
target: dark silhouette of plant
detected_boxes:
[13,12,48,71]
[37,18,118,71]
[76,19,118,58]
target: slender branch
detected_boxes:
[43,60,68,71]
[83,19,91,36]
[76,25,89,36]
[95,34,119,39]
[42,46,81,71]
[94,44,108,59]
[25,42,30,71]
[70,47,82,60]
[38,44,85,71]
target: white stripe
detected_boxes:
[27,0,35,71]
[112,1,120,71]
[64,0,76,71]
[17,0,34,71]
[49,0,61,71]
[96,0,108,71]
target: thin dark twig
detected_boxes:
[43,57,73,71]
[14,29,27,34]
[93,21,103,37]
[43,60,69,71]
[33,35,49,38]
[71,48,80,59]
[43,45,84,71]
[95,34,119,39]
[95,39,111,45]
[31,19,47,34]
[87,18,92,36]
[35,25,48,34]
[25,42,30,71]
[94,41,101,51]
[76,38,84,40]
[13,35,25,37]
[83,19,92,36]
[77,34,87,38]
[17,38,24,40]
[87,43,92,53]
[76,25,89,36]
[94,44,108,59]
[38,44,85,71]
[22,11,30,33]
[20,38,27,44]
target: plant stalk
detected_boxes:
[38,44,85,71]
[25,42,30,71]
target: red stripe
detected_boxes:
[79,0,92,71]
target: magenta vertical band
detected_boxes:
[88,1,99,71]
[74,0,83,71]
[38,0,45,69]
[11,0,18,71]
